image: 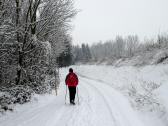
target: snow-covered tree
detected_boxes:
[0,0,76,110]
[89,34,168,63]
[57,35,73,67]
[126,35,139,57]
[73,43,92,63]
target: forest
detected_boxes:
[0,0,76,111]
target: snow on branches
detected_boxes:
[0,0,76,112]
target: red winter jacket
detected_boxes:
[65,72,78,87]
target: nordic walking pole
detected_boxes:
[65,85,67,104]
[77,86,79,105]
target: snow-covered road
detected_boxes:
[78,74,144,126]
[0,65,168,126]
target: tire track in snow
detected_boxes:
[66,83,98,126]
[0,98,60,126]
[79,73,144,126]
[77,72,118,89]
[80,77,119,126]
[80,77,129,126]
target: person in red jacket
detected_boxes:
[65,68,78,105]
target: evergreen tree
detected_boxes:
[57,36,73,67]
[85,44,92,60]
[72,43,92,63]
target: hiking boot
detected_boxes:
[72,101,75,105]
[70,100,75,105]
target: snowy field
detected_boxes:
[0,64,168,126]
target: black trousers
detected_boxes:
[68,86,76,103]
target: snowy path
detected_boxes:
[0,71,145,126]
[78,74,144,126]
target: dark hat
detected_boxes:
[69,68,73,73]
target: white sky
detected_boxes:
[72,0,168,45]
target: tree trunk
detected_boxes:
[31,0,41,35]
[15,0,22,85]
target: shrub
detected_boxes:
[0,85,33,112]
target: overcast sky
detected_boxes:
[72,0,168,45]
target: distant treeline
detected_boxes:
[73,34,168,63]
